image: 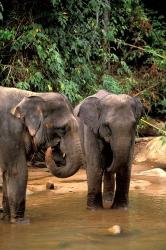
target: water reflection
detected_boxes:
[0,191,166,250]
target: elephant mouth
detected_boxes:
[50,142,66,167]
[29,139,67,167]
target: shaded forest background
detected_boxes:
[0,0,166,118]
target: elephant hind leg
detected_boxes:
[103,172,115,208]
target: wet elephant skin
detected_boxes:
[0,86,83,223]
[74,90,143,210]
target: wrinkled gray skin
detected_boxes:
[74,90,143,210]
[0,87,83,223]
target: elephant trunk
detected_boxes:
[107,137,133,173]
[45,132,84,178]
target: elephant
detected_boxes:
[74,90,143,210]
[0,86,83,223]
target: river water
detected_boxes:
[0,191,166,250]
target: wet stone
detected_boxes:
[46,182,55,190]
[108,225,121,235]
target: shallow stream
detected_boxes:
[0,191,166,250]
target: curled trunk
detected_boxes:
[45,132,84,178]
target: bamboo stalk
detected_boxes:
[141,118,166,136]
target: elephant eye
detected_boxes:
[54,124,69,137]
[105,124,112,135]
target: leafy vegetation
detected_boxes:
[0,0,166,115]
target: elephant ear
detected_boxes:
[133,96,144,122]
[11,96,45,137]
[78,97,101,134]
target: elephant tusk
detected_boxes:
[63,153,66,158]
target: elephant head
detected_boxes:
[11,94,83,178]
[77,90,143,173]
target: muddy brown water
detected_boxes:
[0,191,166,250]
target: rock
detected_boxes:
[145,137,166,167]
[28,185,46,192]
[130,180,151,190]
[26,189,34,195]
[135,137,155,143]
[46,182,55,190]
[138,168,166,177]
[108,225,121,235]
[134,153,147,163]
[134,136,166,168]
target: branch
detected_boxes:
[141,118,166,136]
[117,39,166,60]
[134,83,160,97]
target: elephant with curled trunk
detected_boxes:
[74,90,143,210]
[0,86,83,223]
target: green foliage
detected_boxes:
[1,23,65,92]
[0,0,166,111]
[160,136,166,145]
[60,80,82,103]
[101,75,122,94]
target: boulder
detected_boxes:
[138,168,166,177]
[130,179,151,190]
[26,189,34,195]
[134,136,166,168]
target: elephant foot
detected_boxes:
[87,205,103,211]
[87,192,103,211]
[1,215,10,221]
[103,192,114,208]
[10,217,30,224]
[103,193,114,202]
[111,202,128,210]
[103,200,112,209]
[1,210,10,221]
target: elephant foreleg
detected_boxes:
[1,171,10,221]
[111,168,131,210]
[84,126,104,210]
[87,166,103,210]
[5,162,28,223]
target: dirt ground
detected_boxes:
[25,160,166,198]
[0,140,166,202]
[25,139,166,197]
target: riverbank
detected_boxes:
[25,161,166,198]
[0,137,166,201]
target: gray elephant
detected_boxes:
[0,86,83,223]
[74,90,143,210]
